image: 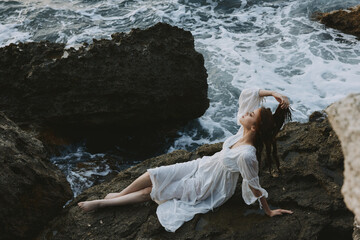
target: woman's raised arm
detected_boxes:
[258,90,290,109]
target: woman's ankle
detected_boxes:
[95,199,104,208]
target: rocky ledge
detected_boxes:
[0,22,208,154]
[37,112,354,240]
[316,5,360,39]
[0,111,72,240]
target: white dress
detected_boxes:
[147,88,268,232]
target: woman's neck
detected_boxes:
[242,128,255,145]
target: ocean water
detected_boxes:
[1,0,359,198]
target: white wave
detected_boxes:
[0,22,32,47]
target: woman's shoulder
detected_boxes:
[240,146,257,162]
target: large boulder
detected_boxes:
[326,93,360,239]
[315,5,360,38]
[37,113,354,240]
[0,111,72,240]
[0,22,208,153]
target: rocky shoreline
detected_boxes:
[1,8,360,238]
[36,112,354,240]
[0,22,209,240]
[0,105,356,239]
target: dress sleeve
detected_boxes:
[236,88,264,126]
[237,151,268,209]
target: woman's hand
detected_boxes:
[266,208,293,217]
[272,92,290,109]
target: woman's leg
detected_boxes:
[105,171,152,199]
[78,187,152,212]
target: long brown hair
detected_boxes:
[254,105,292,175]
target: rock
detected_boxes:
[315,5,360,39]
[0,111,72,240]
[354,219,360,240]
[326,93,360,238]
[308,110,326,122]
[0,22,208,154]
[37,113,354,240]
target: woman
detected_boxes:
[78,88,293,232]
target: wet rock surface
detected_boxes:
[315,5,360,39]
[0,112,72,240]
[37,114,354,240]
[0,22,208,154]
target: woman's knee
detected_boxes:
[143,171,150,179]
[143,186,152,195]
[140,187,152,200]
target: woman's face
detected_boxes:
[240,107,261,130]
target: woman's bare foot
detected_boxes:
[104,193,121,199]
[78,200,102,212]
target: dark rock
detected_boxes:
[0,111,72,240]
[37,114,354,240]
[309,110,326,122]
[315,5,360,39]
[0,22,208,154]
[354,220,360,240]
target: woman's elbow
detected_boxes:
[249,185,262,198]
